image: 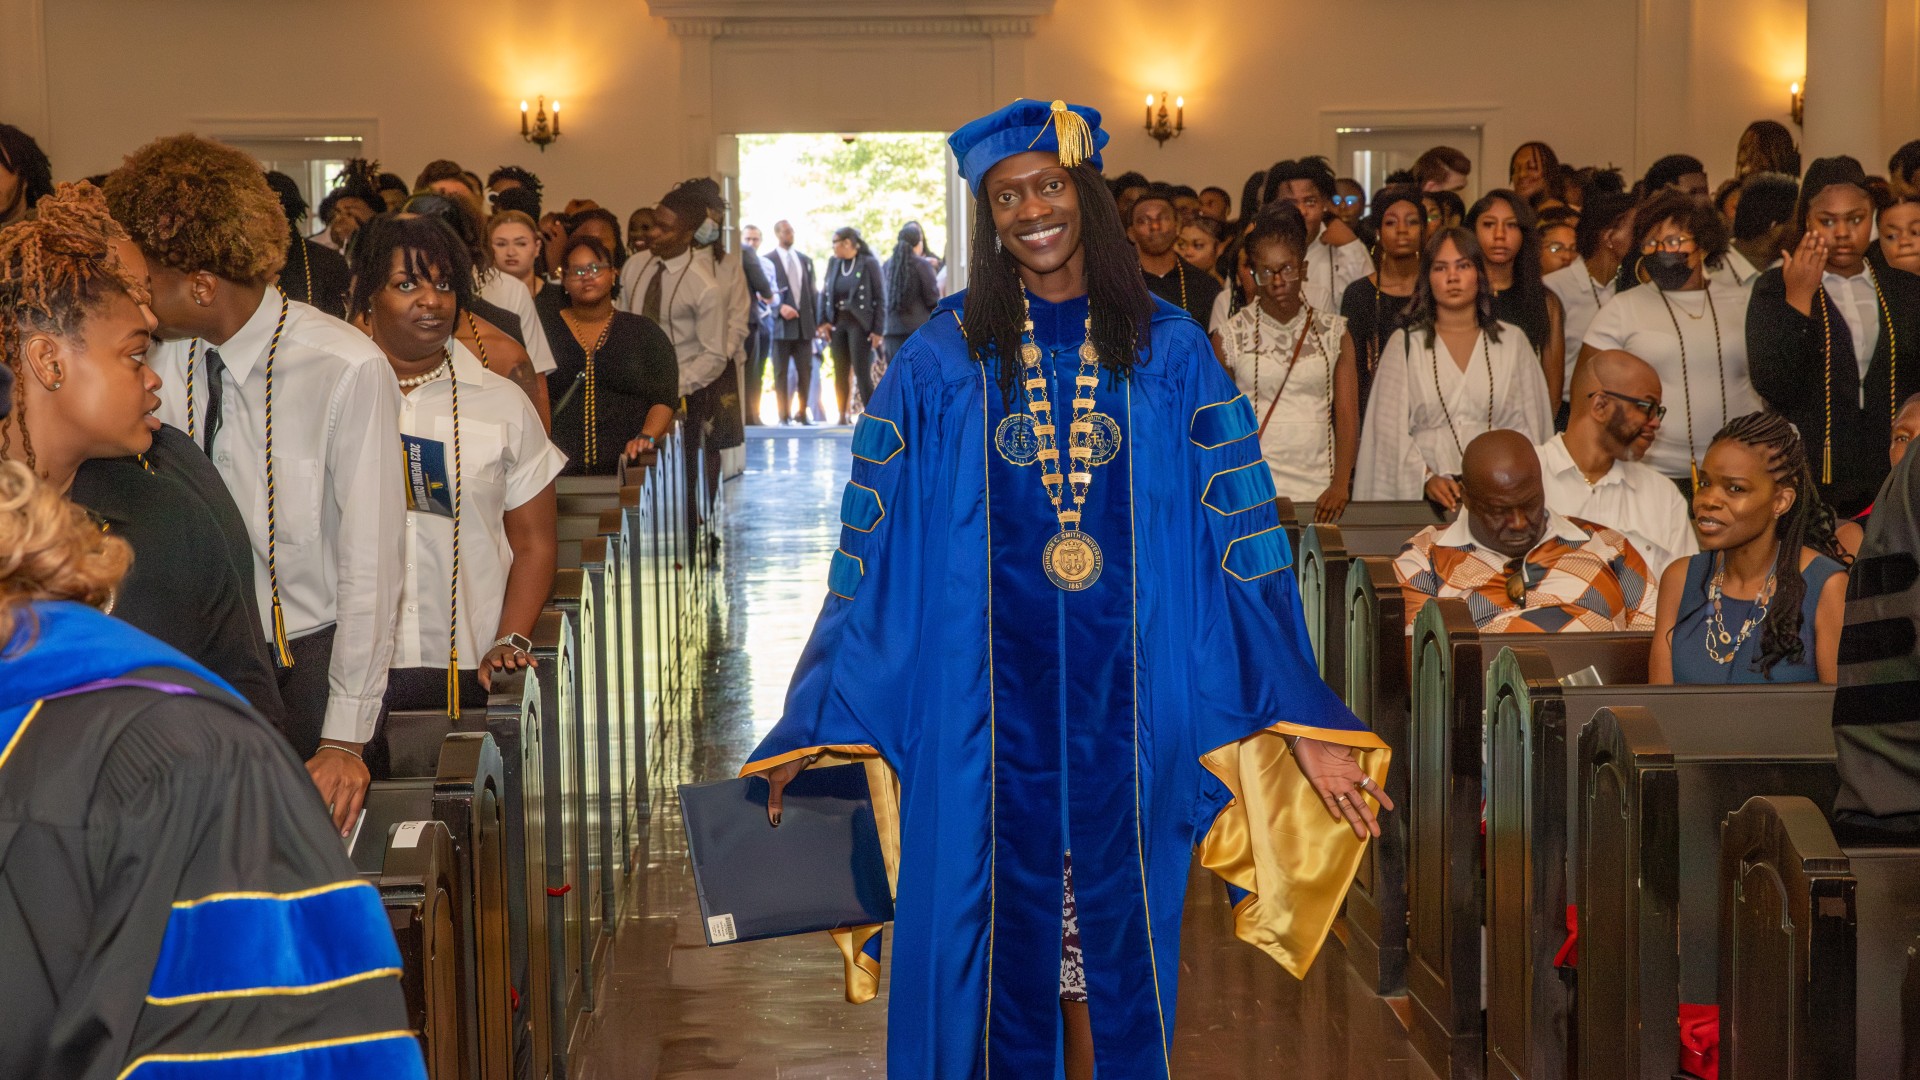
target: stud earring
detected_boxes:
[995,234,1003,253]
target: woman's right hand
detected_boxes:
[756,754,818,826]
[1782,230,1827,316]
[1423,473,1463,511]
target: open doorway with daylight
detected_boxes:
[737,131,954,427]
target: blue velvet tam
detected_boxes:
[948,98,1109,196]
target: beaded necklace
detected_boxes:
[1704,550,1776,666]
[1017,295,1104,590]
[563,309,614,466]
[1656,286,1727,491]
[1814,274,1900,483]
[1429,329,1496,461]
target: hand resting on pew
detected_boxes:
[309,739,371,835]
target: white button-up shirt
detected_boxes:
[393,342,568,671]
[148,287,405,744]
[1535,433,1697,576]
[1306,234,1374,314]
[1544,260,1618,398]
[617,249,729,396]
[1822,264,1882,398]
[478,270,558,375]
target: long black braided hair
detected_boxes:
[1707,411,1847,677]
[962,163,1154,401]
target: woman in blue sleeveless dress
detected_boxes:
[1651,412,1849,684]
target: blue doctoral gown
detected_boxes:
[744,290,1389,1079]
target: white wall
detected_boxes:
[13,0,1919,217]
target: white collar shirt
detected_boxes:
[1821,264,1882,394]
[618,249,729,396]
[1534,434,1698,576]
[1711,248,1761,289]
[1432,506,1593,564]
[147,287,406,743]
[393,341,569,671]
[1305,233,1374,313]
[1543,260,1618,397]
[478,270,558,374]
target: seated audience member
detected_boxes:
[263,171,349,318]
[346,215,564,775]
[0,366,423,1079]
[107,134,406,836]
[1748,155,1920,517]
[1715,171,1799,287]
[1650,412,1847,684]
[6,184,287,726]
[1356,228,1553,506]
[1540,350,1698,574]
[1131,183,1219,325]
[1392,428,1658,632]
[1880,194,1920,277]
[547,234,678,476]
[1836,392,1920,556]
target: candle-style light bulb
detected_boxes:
[552,101,561,137]
[1790,81,1800,95]
[521,100,529,136]
[1175,97,1184,132]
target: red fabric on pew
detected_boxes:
[1553,904,1578,967]
[1678,1003,1719,1079]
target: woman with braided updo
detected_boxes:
[1650,411,1849,684]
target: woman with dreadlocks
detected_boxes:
[1650,411,1848,684]
[742,99,1390,1080]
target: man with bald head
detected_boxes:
[1536,350,1698,574]
[1392,429,1659,632]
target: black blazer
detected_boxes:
[822,252,886,335]
[1748,251,1920,515]
[882,253,941,338]
[768,247,819,341]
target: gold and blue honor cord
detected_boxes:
[262,295,294,668]
[445,346,464,720]
[184,339,198,441]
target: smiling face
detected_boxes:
[1510,146,1547,200]
[646,205,693,260]
[628,209,655,255]
[985,150,1084,279]
[22,289,161,460]
[1879,202,1920,275]
[490,221,540,280]
[1428,236,1480,311]
[369,247,457,362]
[1692,438,1792,551]
[1474,197,1522,268]
[1807,184,1875,274]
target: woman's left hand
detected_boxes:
[478,642,537,691]
[1313,482,1350,524]
[625,434,657,460]
[1291,736,1392,839]
[868,332,883,349]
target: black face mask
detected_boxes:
[1642,250,1694,291]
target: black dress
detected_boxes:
[543,310,679,476]
[1340,276,1414,421]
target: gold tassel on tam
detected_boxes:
[1030,100,1095,169]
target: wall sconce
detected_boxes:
[1789,80,1804,127]
[521,96,562,151]
[1145,92,1184,147]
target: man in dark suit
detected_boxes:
[767,219,820,424]
[741,224,777,425]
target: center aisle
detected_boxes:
[573,427,1419,1079]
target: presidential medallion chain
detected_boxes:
[1018,297,1105,591]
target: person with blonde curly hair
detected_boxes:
[0,378,423,1079]
[0,182,286,721]
[106,133,406,836]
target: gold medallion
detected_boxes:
[1043,531,1103,591]
[1083,412,1122,467]
[995,414,1041,466]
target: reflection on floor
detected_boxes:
[571,430,1423,1079]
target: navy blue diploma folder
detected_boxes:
[678,762,894,946]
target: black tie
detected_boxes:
[202,347,226,455]
[642,265,665,325]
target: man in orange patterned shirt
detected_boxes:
[1393,429,1658,633]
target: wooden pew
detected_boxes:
[1298,515,1438,696]
[1719,795,1920,1079]
[1340,554,1413,995]
[530,609,589,1073]
[1405,597,1649,1080]
[1577,694,1838,1080]
[545,565,609,1012]
[1482,648,1689,1080]
[352,816,465,1078]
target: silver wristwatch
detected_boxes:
[494,633,534,654]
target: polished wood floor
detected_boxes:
[571,428,1426,1079]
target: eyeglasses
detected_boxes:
[1644,234,1696,252]
[1504,558,1531,606]
[1332,195,1363,209]
[1251,265,1304,285]
[1589,389,1668,420]
[1545,241,1572,254]
[568,263,611,278]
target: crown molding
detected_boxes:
[654,0,1049,37]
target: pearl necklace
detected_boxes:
[398,357,452,389]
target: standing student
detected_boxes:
[546,236,678,476]
[1642,154,1710,199]
[346,215,565,773]
[0,123,53,228]
[1356,228,1553,505]
[1735,120,1801,179]
[1749,155,1920,516]
[1213,205,1359,521]
[1878,195,1920,277]
[1581,189,1760,493]
[1414,146,1472,193]
[1714,172,1799,288]
[1508,141,1560,203]
[264,171,350,319]
[1266,157,1374,313]
[1130,184,1219,325]
[1545,191,1635,402]
[819,226,886,423]
[1340,186,1425,419]
[107,134,405,836]
[1470,189,1567,402]
[1175,215,1228,282]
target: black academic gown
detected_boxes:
[1748,250,1920,515]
